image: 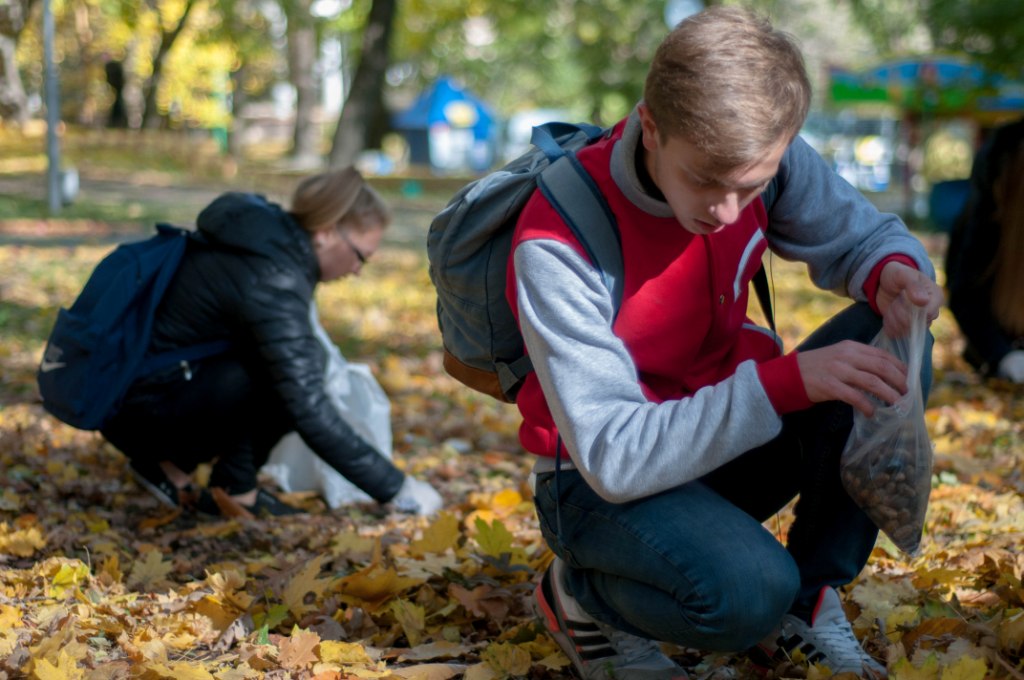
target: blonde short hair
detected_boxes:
[644,6,811,172]
[289,166,391,234]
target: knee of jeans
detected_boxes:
[689,556,799,650]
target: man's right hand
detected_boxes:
[797,340,908,417]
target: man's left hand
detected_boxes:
[875,261,942,337]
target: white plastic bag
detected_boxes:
[261,304,393,508]
[840,296,932,555]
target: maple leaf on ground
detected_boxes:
[480,641,531,679]
[283,556,332,618]
[390,598,426,647]
[157,661,216,679]
[32,649,84,680]
[410,512,460,557]
[0,521,45,556]
[278,627,321,670]
[206,568,254,610]
[48,559,90,598]
[319,640,374,664]
[396,641,478,663]
[127,549,173,589]
[389,663,466,680]
[214,664,261,680]
[463,662,499,680]
[330,530,380,563]
[337,563,425,612]
[448,583,510,622]
[473,518,528,566]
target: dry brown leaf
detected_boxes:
[210,487,256,519]
[278,627,321,670]
[448,584,510,622]
[389,663,465,680]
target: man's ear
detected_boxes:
[637,103,660,152]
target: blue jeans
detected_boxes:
[532,303,933,651]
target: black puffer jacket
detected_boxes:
[946,118,1024,374]
[147,192,405,502]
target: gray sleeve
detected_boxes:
[768,136,936,299]
[514,239,783,503]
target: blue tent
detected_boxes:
[393,76,496,172]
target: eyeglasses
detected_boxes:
[339,229,367,264]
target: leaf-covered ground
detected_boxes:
[0,222,1022,680]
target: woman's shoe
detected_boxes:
[203,487,304,518]
[246,488,304,516]
[129,462,197,509]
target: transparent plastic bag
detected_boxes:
[840,297,932,555]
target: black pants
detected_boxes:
[102,354,292,494]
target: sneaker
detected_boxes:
[129,462,192,509]
[752,586,886,677]
[533,558,687,680]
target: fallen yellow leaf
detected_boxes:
[319,640,373,664]
[0,604,23,629]
[32,649,84,680]
[0,522,45,557]
[389,663,465,680]
[282,556,332,618]
[337,563,425,612]
[127,549,173,589]
[480,641,531,678]
[410,512,460,557]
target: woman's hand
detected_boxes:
[392,476,444,516]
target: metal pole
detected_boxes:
[43,0,61,214]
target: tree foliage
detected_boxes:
[843,0,1024,76]
[921,0,1024,77]
[0,0,37,123]
[6,0,1021,156]
[391,0,669,125]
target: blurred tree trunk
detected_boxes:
[286,0,319,165]
[0,0,36,125]
[227,62,248,159]
[328,0,394,168]
[141,0,196,129]
[104,61,129,128]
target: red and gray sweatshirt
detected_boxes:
[507,108,933,503]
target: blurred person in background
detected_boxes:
[945,116,1024,383]
[101,167,443,518]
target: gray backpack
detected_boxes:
[427,122,777,403]
[427,122,622,402]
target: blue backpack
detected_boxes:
[427,121,778,403]
[38,223,229,430]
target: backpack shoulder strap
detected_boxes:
[753,265,774,332]
[755,176,779,332]
[492,129,620,398]
[535,151,623,311]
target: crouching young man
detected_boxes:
[508,7,942,679]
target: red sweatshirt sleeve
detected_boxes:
[757,352,812,414]
[759,254,922,415]
[862,255,918,314]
